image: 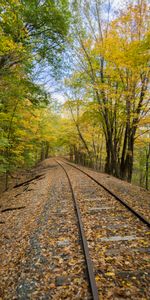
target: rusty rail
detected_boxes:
[61,159,150,228]
[55,160,99,300]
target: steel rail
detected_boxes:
[55,159,99,300]
[60,159,150,228]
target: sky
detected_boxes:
[34,0,136,105]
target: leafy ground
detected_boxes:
[67,164,150,299]
[73,164,150,221]
[0,158,149,299]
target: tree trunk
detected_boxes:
[105,140,111,174]
[5,170,9,191]
[123,133,134,183]
[45,142,49,159]
[40,142,45,161]
[145,144,150,190]
[69,146,74,161]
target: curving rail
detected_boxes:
[60,159,150,228]
[55,159,99,300]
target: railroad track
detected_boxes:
[16,161,93,299]
[56,159,150,299]
[56,160,99,300]
[59,159,150,228]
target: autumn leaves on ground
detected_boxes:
[0,158,150,299]
[0,0,150,299]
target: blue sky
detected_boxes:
[34,0,135,105]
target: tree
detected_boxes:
[0,0,70,74]
[66,0,150,182]
[0,0,71,189]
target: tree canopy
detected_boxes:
[0,0,149,190]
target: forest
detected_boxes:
[0,0,150,190]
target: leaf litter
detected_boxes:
[0,158,150,299]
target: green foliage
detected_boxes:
[0,0,71,188]
[0,0,70,72]
[0,0,149,191]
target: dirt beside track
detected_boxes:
[0,158,149,299]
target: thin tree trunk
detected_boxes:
[69,146,74,161]
[5,170,9,191]
[145,144,150,190]
[45,142,49,159]
[40,142,45,161]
